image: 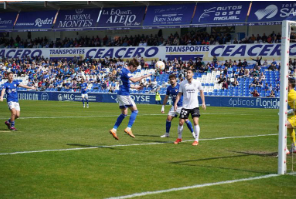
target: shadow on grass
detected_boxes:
[132,139,174,144]
[171,151,278,174]
[135,134,162,138]
[67,143,123,150]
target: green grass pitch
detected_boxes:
[0,101,295,199]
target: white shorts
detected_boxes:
[7,101,20,111]
[117,95,136,108]
[81,94,88,99]
[168,106,182,117]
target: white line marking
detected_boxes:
[104,174,279,199]
[0,134,277,156]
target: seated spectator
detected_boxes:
[243,69,250,78]
[268,63,276,71]
[238,68,244,77]
[217,74,226,84]
[242,59,248,67]
[232,78,239,87]
[260,72,266,80]
[267,90,275,97]
[250,77,259,87]
[222,80,228,90]
[251,89,260,97]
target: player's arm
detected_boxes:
[130,85,143,90]
[129,74,152,83]
[0,88,5,102]
[200,90,206,110]
[161,95,169,113]
[174,92,182,111]
[19,84,36,90]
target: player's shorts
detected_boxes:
[117,95,136,109]
[7,101,20,111]
[168,106,182,117]
[288,115,296,128]
[81,94,88,99]
[180,107,200,119]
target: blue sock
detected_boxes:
[11,121,15,127]
[127,110,138,128]
[86,99,89,104]
[8,119,11,123]
[113,114,127,130]
[185,120,194,133]
[82,99,85,105]
[166,120,171,133]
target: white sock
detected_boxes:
[194,125,200,141]
[178,125,183,139]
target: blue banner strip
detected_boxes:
[16,91,279,109]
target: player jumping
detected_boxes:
[109,58,151,140]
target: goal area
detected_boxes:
[278,20,296,174]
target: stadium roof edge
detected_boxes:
[0,1,210,12]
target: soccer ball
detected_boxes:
[155,61,165,71]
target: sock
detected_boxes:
[8,119,11,123]
[113,114,127,130]
[166,120,171,134]
[11,121,15,127]
[288,128,296,146]
[194,125,200,142]
[86,99,89,104]
[178,125,183,139]
[185,120,194,133]
[82,98,85,105]
[127,110,138,128]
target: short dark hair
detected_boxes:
[289,77,296,87]
[129,58,139,68]
[186,68,193,73]
[169,74,176,79]
[7,72,13,76]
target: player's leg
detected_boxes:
[191,108,201,146]
[124,104,138,138]
[161,106,175,137]
[287,119,296,153]
[9,108,17,131]
[81,95,85,108]
[185,119,195,138]
[86,94,89,108]
[161,115,174,138]
[174,108,188,144]
[110,107,127,140]
[176,106,194,137]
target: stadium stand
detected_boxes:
[0,56,283,98]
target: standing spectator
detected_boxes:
[251,56,263,66]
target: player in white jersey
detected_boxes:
[174,69,206,146]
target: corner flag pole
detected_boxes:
[278,20,289,174]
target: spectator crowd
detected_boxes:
[1,30,292,48]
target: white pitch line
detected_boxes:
[104,174,279,199]
[0,134,277,156]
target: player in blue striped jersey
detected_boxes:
[109,58,151,140]
[160,74,194,138]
